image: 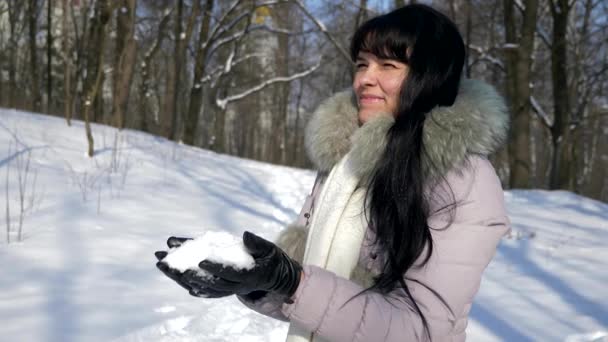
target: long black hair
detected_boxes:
[350,4,465,340]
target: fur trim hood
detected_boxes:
[304,79,509,183]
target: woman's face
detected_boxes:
[353,51,408,125]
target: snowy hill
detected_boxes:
[1,108,606,342]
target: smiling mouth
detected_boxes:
[359,94,384,100]
[359,96,384,105]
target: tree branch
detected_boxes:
[468,44,506,70]
[199,53,266,85]
[216,60,322,109]
[204,0,243,49]
[531,95,553,128]
[514,0,552,48]
[206,24,304,64]
[291,0,353,64]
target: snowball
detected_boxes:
[161,231,255,274]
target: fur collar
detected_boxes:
[304,79,509,183]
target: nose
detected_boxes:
[357,66,378,87]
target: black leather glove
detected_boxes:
[155,236,235,298]
[197,231,303,300]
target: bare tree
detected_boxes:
[28,0,42,112]
[6,1,25,108]
[504,0,539,188]
[137,5,172,132]
[464,0,473,78]
[111,0,138,129]
[47,0,53,113]
[270,2,292,164]
[82,0,112,157]
[292,0,352,65]
[62,0,72,125]
[548,0,573,189]
[183,0,215,146]
[159,0,200,140]
[581,105,608,200]
[71,0,92,121]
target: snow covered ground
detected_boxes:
[0,108,606,342]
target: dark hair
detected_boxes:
[350,4,465,341]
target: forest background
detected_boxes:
[0,0,606,202]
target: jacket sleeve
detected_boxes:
[282,264,429,341]
[237,173,326,321]
[277,156,510,341]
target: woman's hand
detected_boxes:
[154,236,235,298]
[198,231,303,301]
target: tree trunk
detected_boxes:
[213,91,227,154]
[111,0,137,129]
[271,3,291,164]
[293,79,306,167]
[72,0,92,121]
[160,0,200,140]
[548,0,573,190]
[465,0,472,78]
[215,111,227,154]
[47,0,53,113]
[28,0,42,112]
[184,0,215,146]
[504,0,538,188]
[82,0,112,157]
[355,0,368,29]
[93,71,106,123]
[584,106,608,200]
[571,0,597,193]
[62,0,72,125]
[7,1,24,109]
[137,6,171,133]
[158,0,181,139]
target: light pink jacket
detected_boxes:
[240,155,510,341]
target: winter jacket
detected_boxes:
[238,79,511,342]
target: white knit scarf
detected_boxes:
[285,152,368,342]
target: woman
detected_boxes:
[155,4,510,341]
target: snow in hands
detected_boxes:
[161,231,255,274]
